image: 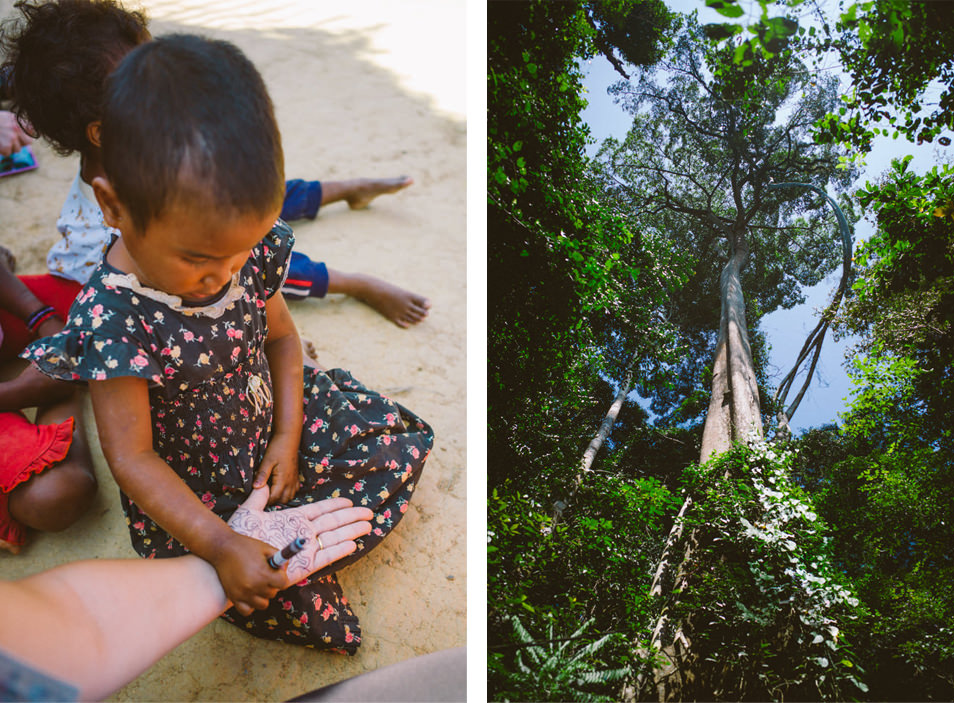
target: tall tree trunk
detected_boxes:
[629,238,764,701]
[550,355,637,530]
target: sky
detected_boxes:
[579,0,943,433]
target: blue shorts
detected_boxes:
[281,179,323,221]
[280,179,328,300]
[283,250,329,299]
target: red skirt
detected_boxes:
[0,412,73,547]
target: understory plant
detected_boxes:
[490,613,631,703]
[667,439,869,700]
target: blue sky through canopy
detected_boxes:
[580,0,940,432]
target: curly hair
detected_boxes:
[0,0,149,156]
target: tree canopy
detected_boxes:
[488,1,954,700]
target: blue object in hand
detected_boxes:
[267,536,308,569]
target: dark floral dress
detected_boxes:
[22,222,433,653]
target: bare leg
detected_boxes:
[4,391,97,549]
[327,269,430,328]
[319,176,413,210]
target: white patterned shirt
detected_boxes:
[47,171,117,284]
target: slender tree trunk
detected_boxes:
[550,355,637,530]
[629,238,764,701]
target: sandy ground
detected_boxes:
[0,0,466,699]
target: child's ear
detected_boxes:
[91,176,127,229]
[85,121,102,148]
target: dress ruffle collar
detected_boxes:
[101,270,245,319]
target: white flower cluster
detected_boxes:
[741,438,860,609]
[734,438,866,692]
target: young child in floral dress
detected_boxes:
[22,33,433,652]
[0,0,429,328]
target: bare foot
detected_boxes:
[351,275,430,328]
[322,176,414,210]
[301,338,325,370]
[0,244,15,272]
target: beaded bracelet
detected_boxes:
[26,305,57,332]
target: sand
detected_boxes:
[0,0,466,699]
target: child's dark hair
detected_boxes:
[0,0,149,156]
[101,33,285,232]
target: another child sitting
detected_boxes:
[23,33,433,651]
[0,0,430,328]
[0,244,95,554]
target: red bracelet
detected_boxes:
[27,308,59,333]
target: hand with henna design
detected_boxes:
[227,486,373,586]
[0,486,374,700]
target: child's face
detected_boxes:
[106,192,280,305]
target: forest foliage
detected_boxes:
[488,0,954,700]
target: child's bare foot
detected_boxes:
[355,275,430,328]
[0,244,16,272]
[301,338,325,370]
[346,176,413,210]
[321,176,414,210]
[327,269,430,328]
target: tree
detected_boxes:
[789,156,954,700]
[838,156,954,443]
[819,0,954,151]
[596,23,857,431]
[488,2,677,699]
[792,381,954,699]
[550,354,638,532]
[594,19,864,699]
[488,0,674,491]
[700,0,954,152]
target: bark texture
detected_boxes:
[632,236,764,702]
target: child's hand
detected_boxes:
[254,432,300,506]
[209,532,288,616]
[228,485,373,585]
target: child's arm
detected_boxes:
[88,375,287,615]
[0,364,74,412]
[0,257,65,339]
[256,290,304,506]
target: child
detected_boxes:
[23,33,433,651]
[0,0,430,328]
[0,245,96,554]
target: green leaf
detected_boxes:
[703,22,743,41]
[765,16,798,37]
[706,0,744,18]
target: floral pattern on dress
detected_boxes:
[23,221,434,653]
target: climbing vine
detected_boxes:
[648,440,868,700]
